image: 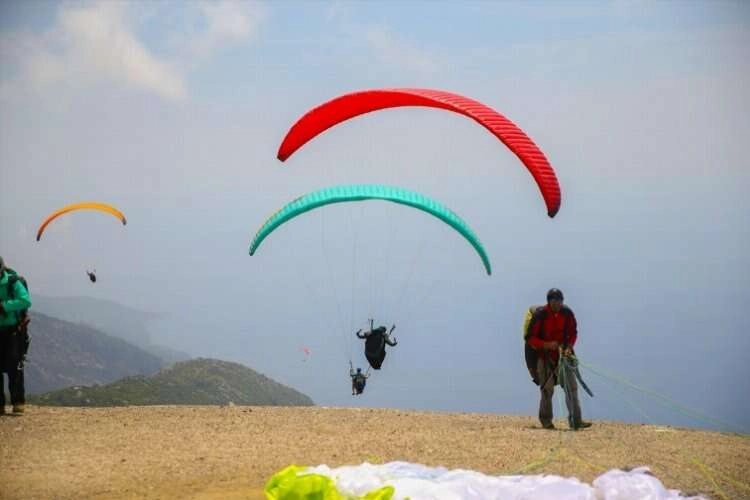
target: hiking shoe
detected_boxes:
[12,404,25,414]
[542,422,555,430]
[572,421,592,430]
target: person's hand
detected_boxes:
[543,341,559,351]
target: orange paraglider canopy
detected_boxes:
[36,202,127,241]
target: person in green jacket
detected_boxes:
[0,256,32,415]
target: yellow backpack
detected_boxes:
[522,305,545,384]
[522,305,544,341]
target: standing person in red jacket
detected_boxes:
[527,288,592,430]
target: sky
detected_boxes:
[1,0,748,433]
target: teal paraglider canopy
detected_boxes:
[249,184,492,275]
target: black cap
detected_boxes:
[546,288,564,301]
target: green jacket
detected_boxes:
[0,269,31,328]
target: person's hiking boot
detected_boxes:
[572,421,592,430]
[541,422,555,430]
[12,404,25,414]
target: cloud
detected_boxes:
[187,0,264,60]
[0,2,186,101]
[0,31,63,98]
[59,2,187,100]
[0,1,265,102]
[325,6,440,77]
[363,26,440,76]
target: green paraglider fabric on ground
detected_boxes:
[265,465,395,500]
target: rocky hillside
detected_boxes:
[24,312,165,394]
[30,295,190,362]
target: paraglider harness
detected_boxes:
[3,268,31,370]
[364,329,387,367]
[360,319,396,370]
[349,362,370,395]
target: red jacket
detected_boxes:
[527,305,578,363]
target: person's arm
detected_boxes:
[356,329,367,339]
[0,279,31,315]
[385,334,397,346]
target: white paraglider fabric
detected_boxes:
[303,461,707,500]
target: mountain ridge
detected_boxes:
[24,311,165,394]
[28,357,314,406]
[30,294,190,362]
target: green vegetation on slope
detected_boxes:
[28,358,314,407]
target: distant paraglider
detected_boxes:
[36,202,127,241]
[301,346,311,362]
[36,203,125,286]
[277,88,562,217]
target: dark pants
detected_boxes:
[0,327,26,407]
[537,357,581,428]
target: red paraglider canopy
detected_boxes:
[277,88,561,217]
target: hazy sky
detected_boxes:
[1,1,748,432]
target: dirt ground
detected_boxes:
[0,405,748,499]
